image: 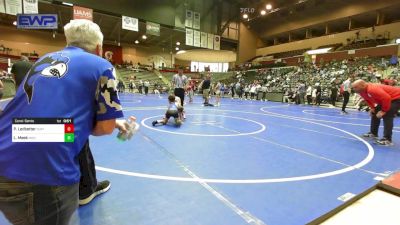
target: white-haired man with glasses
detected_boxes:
[0,20,128,225]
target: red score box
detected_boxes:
[64,124,74,133]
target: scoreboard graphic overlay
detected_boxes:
[12,118,74,142]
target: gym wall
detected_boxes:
[257,22,400,57]
[0,25,172,66]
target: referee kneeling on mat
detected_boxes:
[0,19,126,225]
[171,66,188,107]
[352,79,400,146]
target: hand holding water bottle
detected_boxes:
[116,116,139,141]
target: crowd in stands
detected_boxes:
[117,78,169,95]
[219,56,399,108]
[114,55,398,109]
[339,39,388,51]
[118,61,153,71]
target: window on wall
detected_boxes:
[191,62,229,72]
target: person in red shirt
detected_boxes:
[352,79,400,146]
[187,79,195,103]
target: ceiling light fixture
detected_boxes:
[266,4,272,10]
[62,2,73,6]
[306,47,332,55]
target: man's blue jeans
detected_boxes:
[0,176,78,225]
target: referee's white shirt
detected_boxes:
[172,74,188,89]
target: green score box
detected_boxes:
[64,133,75,143]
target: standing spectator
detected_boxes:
[290,88,297,103]
[214,81,222,107]
[250,84,257,100]
[230,83,235,99]
[255,82,262,100]
[235,81,241,99]
[138,80,143,94]
[128,79,135,93]
[353,80,400,146]
[315,83,322,106]
[11,55,32,88]
[198,74,212,106]
[187,79,195,103]
[330,82,339,107]
[172,67,188,106]
[306,85,312,105]
[221,83,226,97]
[283,88,291,103]
[117,79,125,93]
[244,84,250,100]
[297,81,306,104]
[7,52,114,207]
[153,83,161,98]
[0,19,126,225]
[238,83,244,100]
[261,84,268,101]
[144,80,150,95]
[341,77,352,114]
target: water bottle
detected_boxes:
[117,118,140,141]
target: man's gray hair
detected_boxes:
[20,55,29,61]
[64,19,103,52]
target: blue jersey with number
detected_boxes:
[0,47,124,185]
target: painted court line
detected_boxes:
[302,109,370,121]
[261,107,400,132]
[120,100,142,104]
[209,121,384,177]
[122,103,398,132]
[141,114,266,137]
[96,107,381,183]
[140,133,266,225]
[266,122,358,141]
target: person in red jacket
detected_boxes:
[352,79,400,146]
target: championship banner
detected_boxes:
[185,28,193,46]
[200,32,207,48]
[213,35,220,50]
[193,11,200,30]
[0,0,5,13]
[207,33,214,49]
[5,0,22,15]
[122,16,138,32]
[23,0,38,14]
[73,6,93,21]
[185,10,192,28]
[193,30,200,47]
[146,21,160,36]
